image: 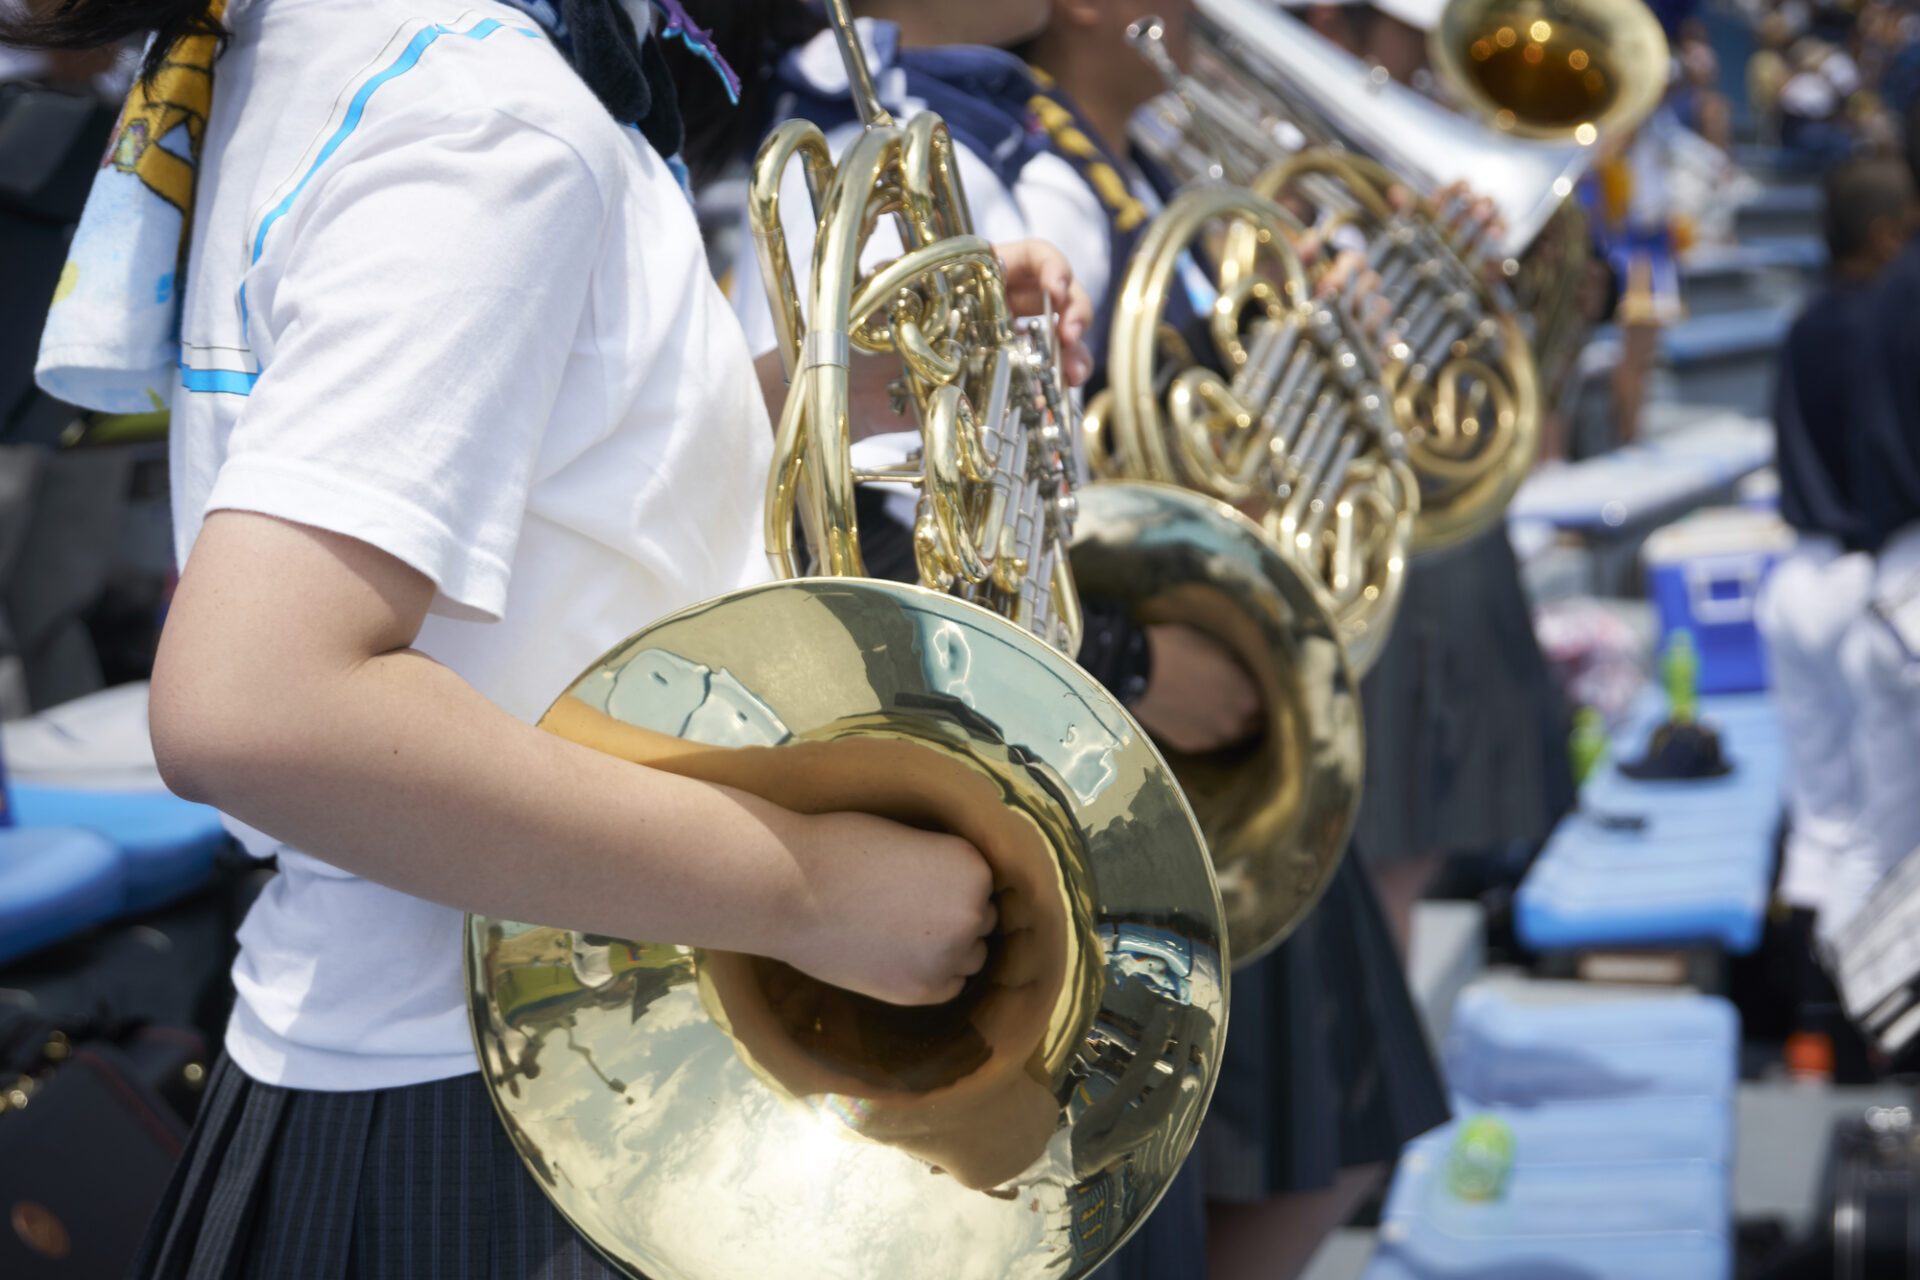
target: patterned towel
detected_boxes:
[36,0,227,414]
[35,0,734,415]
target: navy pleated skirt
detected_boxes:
[1350,525,1576,865]
[128,1057,626,1280]
[1201,854,1451,1200]
[130,1054,1208,1279]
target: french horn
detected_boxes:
[465,5,1227,1278]
[1127,0,1562,551]
[1074,178,1381,967]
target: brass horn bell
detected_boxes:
[465,4,1227,1277]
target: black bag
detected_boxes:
[0,1011,207,1279]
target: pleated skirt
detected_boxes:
[1201,854,1451,1201]
[130,1054,1208,1279]
[128,1057,627,1280]
[1350,525,1577,865]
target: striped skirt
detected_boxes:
[130,1055,1206,1279]
[129,1057,624,1280]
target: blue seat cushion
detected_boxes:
[12,784,229,914]
[0,826,125,966]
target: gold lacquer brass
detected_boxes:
[1092,182,1415,677]
[1078,181,1379,963]
[467,3,1226,1276]
[1433,0,1670,142]
[1247,151,1541,553]
[1069,484,1363,966]
[1128,5,1563,551]
[466,582,1225,1280]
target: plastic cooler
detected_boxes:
[1641,508,1793,693]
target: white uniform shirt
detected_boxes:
[176,0,771,1089]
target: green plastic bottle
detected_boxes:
[1444,1114,1516,1201]
[1662,628,1698,724]
[1570,706,1607,785]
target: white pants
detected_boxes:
[1830,524,1920,942]
[1756,538,1874,921]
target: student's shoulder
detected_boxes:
[313,0,631,177]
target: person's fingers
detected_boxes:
[1060,279,1094,347]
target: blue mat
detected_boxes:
[11,784,228,915]
[0,827,125,966]
[1508,418,1772,533]
[1515,692,1781,954]
[1367,989,1738,1280]
[1444,988,1740,1107]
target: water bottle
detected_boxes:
[1444,1114,1515,1201]
[1570,706,1607,785]
[1662,628,1698,724]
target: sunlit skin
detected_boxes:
[152,512,1002,1010]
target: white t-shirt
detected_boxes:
[176,0,772,1089]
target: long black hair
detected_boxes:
[661,0,822,188]
[0,0,227,84]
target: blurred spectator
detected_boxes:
[1880,11,1920,120]
[1749,12,1795,144]
[1671,17,1733,150]
[1756,158,1914,933]
[1780,37,1864,165]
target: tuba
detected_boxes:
[1128,0,1568,551]
[464,6,1226,1277]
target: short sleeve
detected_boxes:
[207,106,610,622]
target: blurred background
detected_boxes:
[6,0,1920,1276]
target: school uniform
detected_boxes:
[734,20,1448,1222]
[1830,241,1920,943]
[41,0,770,1271]
[1753,278,1877,930]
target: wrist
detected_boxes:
[748,801,825,962]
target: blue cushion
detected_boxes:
[1516,693,1781,953]
[1368,990,1740,1280]
[0,826,125,966]
[11,784,228,914]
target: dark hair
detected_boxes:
[663,0,824,189]
[1824,157,1915,263]
[0,0,227,85]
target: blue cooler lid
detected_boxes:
[13,785,228,914]
[0,827,126,966]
